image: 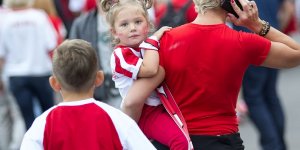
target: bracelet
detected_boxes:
[258,20,270,36]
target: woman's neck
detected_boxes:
[193,8,227,25]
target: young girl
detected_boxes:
[101,0,191,149]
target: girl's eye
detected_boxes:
[135,20,142,24]
[121,23,128,27]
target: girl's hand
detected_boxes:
[153,26,172,40]
[227,0,263,34]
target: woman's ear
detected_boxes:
[49,76,61,92]
[95,71,104,87]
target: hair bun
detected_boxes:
[100,0,119,12]
[140,0,153,9]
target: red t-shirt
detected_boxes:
[159,23,271,135]
[155,0,197,27]
[43,103,122,150]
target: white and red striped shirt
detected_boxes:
[20,98,156,150]
[111,36,162,106]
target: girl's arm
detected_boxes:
[122,66,165,122]
[122,26,170,122]
[137,26,171,78]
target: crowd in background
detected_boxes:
[0,0,300,149]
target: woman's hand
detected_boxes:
[227,0,263,34]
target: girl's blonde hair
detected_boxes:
[193,0,221,14]
[100,0,154,44]
[3,0,34,9]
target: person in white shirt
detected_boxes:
[0,0,57,129]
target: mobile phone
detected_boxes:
[220,0,243,18]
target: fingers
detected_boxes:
[229,0,262,32]
[231,0,242,16]
[227,13,238,23]
[249,1,258,18]
[154,26,172,39]
[159,26,172,32]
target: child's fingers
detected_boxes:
[160,26,172,31]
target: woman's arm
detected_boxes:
[229,0,300,68]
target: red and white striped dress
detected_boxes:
[111,36,162,107]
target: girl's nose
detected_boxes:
[130,23,136,31]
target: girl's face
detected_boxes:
[112,6,149,48]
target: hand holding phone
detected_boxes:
[220,0,244,18]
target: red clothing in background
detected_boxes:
[154,0,197,27]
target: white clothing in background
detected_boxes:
[0,8,56,77]
[69,0,86,13]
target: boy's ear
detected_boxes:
[49,76,61,92]
[95,71,104,87]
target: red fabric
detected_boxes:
[157,83,193,149]
[114,46,141,78]
[159,23,271,135]
[144,38,159,48]
[48,15,64,59]
[43,103,122,150]
[61,0,77,22]
[84,0,97,12]
[138,105,188,149]
[283,14,297,35]
[154,0,197,27]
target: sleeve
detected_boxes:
[139,36,160,51]
[238,32,271,66]
[113,47,143,79]
[20,116,46,150]
[20,108,54,150]
[123,125,157,150]
[96,102,156,150]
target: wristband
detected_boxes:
[144,38,159,49]
[139,36,160,51]
[258,20,270,37]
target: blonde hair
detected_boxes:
[3,0,34,8]
[100,0,153,44]
[193,0,221,14]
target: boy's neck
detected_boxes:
[60,90,94,102]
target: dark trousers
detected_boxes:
[9,76,54,129]
[242,66,286,150]
[152,133,244,150]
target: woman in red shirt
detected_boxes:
[158,0,300,149]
